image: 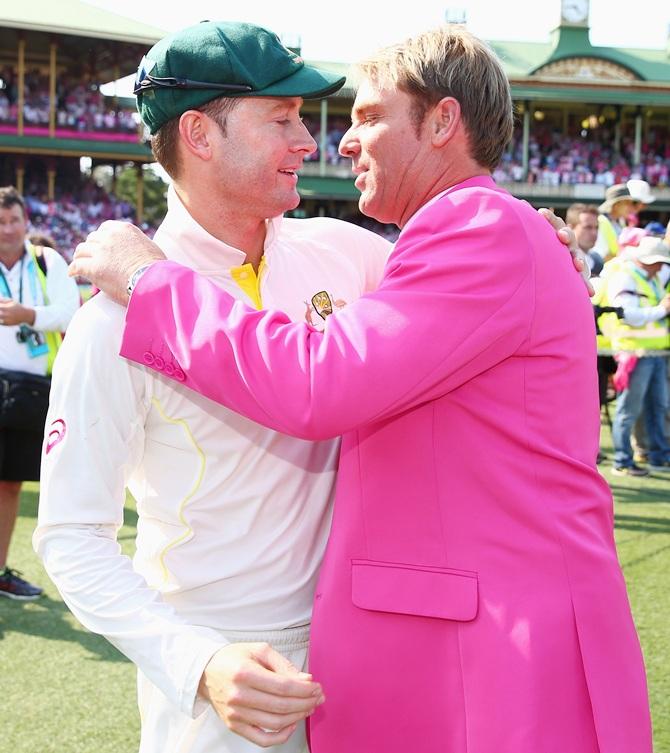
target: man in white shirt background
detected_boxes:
[0,186,79,601]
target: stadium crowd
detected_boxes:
[301,114,351,165]
[21,182,142,259]
[0,66,138,134]
[494,125,670,186]
[3,68,669,186]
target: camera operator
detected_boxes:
[0,186,78,599]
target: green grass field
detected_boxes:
[1,424,668,753]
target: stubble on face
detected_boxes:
[210,97,314,223]
[346,79,427,227]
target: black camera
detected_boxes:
[15,324,44,347]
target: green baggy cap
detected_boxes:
[135,21,346,134]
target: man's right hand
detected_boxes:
[198,642,324,748]
[69,221,167,306]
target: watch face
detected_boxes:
[562,0,588,23]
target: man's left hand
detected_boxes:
[70,221,167,306]
[0,298,35,326]
[538,208,594,296]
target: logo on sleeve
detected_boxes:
[46,419,66,455]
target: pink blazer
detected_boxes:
[120,177,651,753]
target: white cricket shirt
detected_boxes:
[34,187,390,717]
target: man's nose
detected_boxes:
[339,127,359,159]
[294,120,317,156]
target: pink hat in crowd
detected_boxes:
[618,227,648,248]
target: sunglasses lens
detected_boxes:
[134,56,157,94]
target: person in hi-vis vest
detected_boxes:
[607,236,670,476]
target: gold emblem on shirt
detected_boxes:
[305,291,347,327]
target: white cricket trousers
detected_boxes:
[137,624,311,753]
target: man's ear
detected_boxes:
[178,110,214,162]
[430,97,461,147]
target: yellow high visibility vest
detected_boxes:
[610,263,669,353]
[593,257,626,353]
[27,242,63,375]
[597,214,620,257]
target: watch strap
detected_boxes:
[126,264,153,298]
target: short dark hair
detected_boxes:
[151,96,241,180]
[29,231,58,250]
[0,186,26,212]
[566,203,598,227]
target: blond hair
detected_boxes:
[356,26,513,170]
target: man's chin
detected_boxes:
[358,196,396,226]
[280,190,301,214]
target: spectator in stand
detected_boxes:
[499,124,670,187]
[0,67,138,133]
[22,182,144,260]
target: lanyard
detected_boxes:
[0,254,25,303]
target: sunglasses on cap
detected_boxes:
[133,56,253,96]
[133,73,253,96]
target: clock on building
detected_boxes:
[561,0,589,24]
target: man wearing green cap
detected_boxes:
[35,20,391,753]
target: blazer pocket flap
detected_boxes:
[351,560,478,622]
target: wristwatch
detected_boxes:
[126,264,153,298]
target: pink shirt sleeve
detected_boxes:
[120,193,535,439]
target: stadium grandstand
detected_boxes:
[1,0,669,258]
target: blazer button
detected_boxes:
[143,352,154,366]
[174,369,186,382]
[153,356,165,371]
[164,363,174,377]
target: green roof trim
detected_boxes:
[0,133,152,160]
[298,175,359,200]
[509,84,670,106]
[491,33,670,84]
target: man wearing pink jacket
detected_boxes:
[73,26,651,753]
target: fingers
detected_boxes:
[69,239,97,278]
[254,642,307,678]
[230,697,316,730]
[217,679,320,745]
[233,679,324,715]
[228,720,297,748]
[245,664,322,701]
[68,257,96,281]
[199,639,328,744]
[538,207,565,230]
[557,227,571,243]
